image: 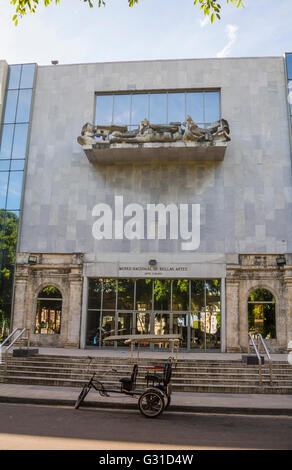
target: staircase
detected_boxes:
[1,354,292,394]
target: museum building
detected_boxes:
[1,54,292,353]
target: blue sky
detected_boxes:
[0,0,291,65]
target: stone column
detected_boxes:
[65,270,83,348]
[12,270,28,329]
[226,279,241,352]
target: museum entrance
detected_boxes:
[85,278,222,352]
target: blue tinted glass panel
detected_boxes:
[288,80,292,114]
[186,92,204,123]
[6,171,23,210]
[16,89,32,123]
[150,93,167,124]
[3,90,18,124]
[205,92,220,123]
[113,94,131,125]
[20,64,35,89]
[286,54,292,80]
[131,94,149,124]
[8,65,21,90]
[0,161,10,171]
[0,125,14,159]
[168,93,185,123]
[12,124,29,158]
[0,172,9,209]
[10,160,25,171]
[95,95,113,125]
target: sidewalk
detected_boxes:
[1,383,292,415]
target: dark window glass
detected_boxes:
[117,312,133,345]
[0,125,14,159]
[3,90,18,124]
[16,89,32,123]
[117,279,134,310]
[101,312,116,345]
[35,286,62,335]
[150,93,167,124]
[95,95,113,125]
[172,280,189,311]
[168,93,185,123]
[186,92,204,123]
[286,53,292,79]
[6,171,23,210]
[288,80,292,115]
[173,313,188,348]
[131,94,149,124]
[10,160,25,171]
[153,279,171,310]
[136,279,152,310]
[102,279,117,310]
[86,310,101,346]
[8,65,21,90]
[20,64,35,89]
[0,172,9,208]
[88,279,102,309]
[205,92,220,123]
[0,160,10,171]
[12,124,29,158]
[113,94,131,125]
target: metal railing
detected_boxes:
[0,328,30,372]
[248,333,273,385]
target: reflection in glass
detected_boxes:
[8,65,21,90]
[6,171,24,210]
[0,125,14,159]
[16,89,32,123]
[12,124,29,158]
[0,172,9,208]
[154,313,170,335]
[248,289,276,339]
[150,93,167,124]
[86,310,101,346]
[172,280,189,311]
[20,64,36,89]
[118,279,134,310]
[205,92,220,123]
[102,279,117,309]
[88,279,102,309]
[0,161,10,171]
[35,286,62,335]
[136,279,152,310]
[190,280,205,349]
[3,90,18,124]
[186,92,204,123]
[131,94,149,124]
[286,53,292,79]
[10,160,25,171]
[136,312,151,335]
[168,93,185,123]
[173,314,188,348]
[206,280,221,349]
[154,279,171,310]
[101,312,115,346]
[117,312,133,346]
[113,94,131,125]
[95,95,113,125]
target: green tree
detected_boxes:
[0,210,19,340]
[10,0,244,26]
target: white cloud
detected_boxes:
[217,24,238,58]
[200,16,209,28]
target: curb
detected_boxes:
[1,396,292,416]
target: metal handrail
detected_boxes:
[248,333,263,384]
[0,328,30,371]
[257,333,273,385]
[0,328,22,348]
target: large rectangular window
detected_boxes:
[86,278,221,351]
[95,90,220,128]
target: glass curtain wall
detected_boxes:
[286,53,292,129]
[86,278,221,351]
[0,64,36,340]
[95,91,220,129]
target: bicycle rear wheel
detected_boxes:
[138,390,165,418]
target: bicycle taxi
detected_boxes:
[74,334,181,418]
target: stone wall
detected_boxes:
[226,254,291,353]
[13,253,83,348]
[0,60,8,123]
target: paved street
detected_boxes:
[0,403,292,450]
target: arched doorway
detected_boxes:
[35,286,62,335]
[248,288,276,339]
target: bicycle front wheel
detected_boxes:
[75,384,90,409]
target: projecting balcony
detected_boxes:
[77,117,231,164]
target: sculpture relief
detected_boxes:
[77,116,230,147]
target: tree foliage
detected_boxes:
[10,0,244,26]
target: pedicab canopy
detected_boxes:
[103,334,182,362]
